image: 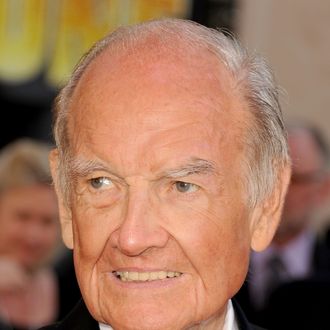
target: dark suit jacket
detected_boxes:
[39,299,265,330]
[53,250,81,321]
[235,228,330,330]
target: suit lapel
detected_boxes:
[232,299,265,330]
[59,299,99,330]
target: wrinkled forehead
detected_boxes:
[67,39,250,154]
[73,38,233,100]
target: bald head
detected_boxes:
[53,18,289,208]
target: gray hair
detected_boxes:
[0,138,52,193]
[53,18,290,207]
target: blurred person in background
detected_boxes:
[0,138,60,330]
[236,123,330,329]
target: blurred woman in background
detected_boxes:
[0,139,60,330]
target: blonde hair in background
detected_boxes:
[0,138,52,193]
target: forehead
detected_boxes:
[72,39,235,109]
[68,40,250,170]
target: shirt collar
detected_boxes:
[99,322,112,330]
[223,299,239,330]
[98,299,238,330]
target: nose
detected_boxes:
[110,188,169,256]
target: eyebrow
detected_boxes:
[69,157,217,180]
[69,158,117,178]
[163,159,217,179]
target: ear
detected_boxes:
[250,164,291,252]
[49,149,74,249]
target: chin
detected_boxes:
[97,298,192,330]
[104,312,186,330]
[83,272,198,330]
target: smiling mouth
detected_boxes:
[113,271,182,282]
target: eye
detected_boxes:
[89,177,113,190]
[175,181,199,193]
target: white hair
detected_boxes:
[53,18,290,207]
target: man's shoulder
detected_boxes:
[251,325,267,330]
[38,299,99,330]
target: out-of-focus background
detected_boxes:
[1,0,329,224]
[1,0,329,146]
[236,0,330,229]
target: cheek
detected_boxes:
[71,204,122,279]
[5,222,24,244]
[41,227,59,249]
[0,225,16,253]
[165,199,251,297]
[72,210,110,260]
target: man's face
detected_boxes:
[0,185,59,270]
[61,47,261,330]
[278,129,325,238]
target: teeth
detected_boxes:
[115,271,182,282]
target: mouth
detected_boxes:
[113,270,182,282]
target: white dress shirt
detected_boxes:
[99,299,238,330]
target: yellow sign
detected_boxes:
[0,0,192,86]
[0,0,45,82]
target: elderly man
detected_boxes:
[43,18,291,330]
